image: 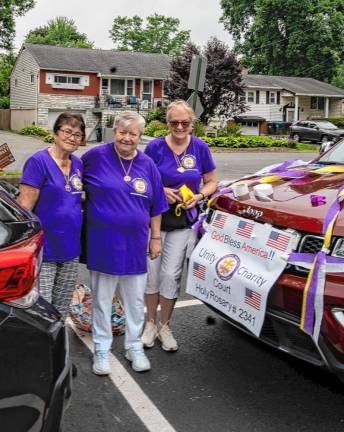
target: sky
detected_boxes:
[14,0,233,51]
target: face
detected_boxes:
[114,122,141,157]
[54,123,84,153]
[167,107,193,140]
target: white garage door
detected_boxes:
[47,111,86,130]
[240,123,260,136]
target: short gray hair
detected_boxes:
[113,111,146,135]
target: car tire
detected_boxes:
[321,135,329,144]
[292,133,301,143]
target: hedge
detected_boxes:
[20,125,49,137]
[200,135,294,149]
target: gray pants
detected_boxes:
[39,258,79,318]
[146,229,196,299]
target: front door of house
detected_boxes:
[142,80,152,102]
[286,109,295,122]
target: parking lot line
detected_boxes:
[68,318,177,432]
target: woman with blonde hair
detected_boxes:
[142,100,217,352]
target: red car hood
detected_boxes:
[215,166,344,236]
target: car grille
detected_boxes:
[294,234,325,273]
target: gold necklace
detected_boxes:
[115,147,135,182]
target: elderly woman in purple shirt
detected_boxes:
[142,100,217,352]
[82,111,168,375]
[18,112,84,318]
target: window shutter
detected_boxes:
[277,91,280,105]
[266,91,270,104]
[256,90,260,104]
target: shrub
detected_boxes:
[145,108,166,124]
[317,117,344,128]
[20,125,49,137]
[0,96,10,109]
[201,135,294,149]
[144,120,167,136]
[217,123,242,137]
[44,133,54,143]
[193,121,206,137]
[152,129,168,137]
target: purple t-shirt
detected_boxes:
[82,142,168,275]
[144,135,216,192]
[20,149,83,262]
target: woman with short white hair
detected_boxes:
[82,111,168,375]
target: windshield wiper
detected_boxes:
[317,161,342,165]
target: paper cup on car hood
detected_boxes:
[253,183,273,200]
[233,183,250,198]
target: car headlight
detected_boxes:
[332,238,344,258]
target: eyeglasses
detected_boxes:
[59,128,84,141]
[168,120,192,128]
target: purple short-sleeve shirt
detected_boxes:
[144,135,216,192]
[82,143,168,275]
[20,149,83,262]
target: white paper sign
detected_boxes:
[186,210,295,336]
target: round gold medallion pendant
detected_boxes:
[177,166,185,173]
[124,175,132,182]
[65,184,72,192]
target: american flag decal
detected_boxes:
[193,262,206,280]
[235,220,254,238]
[244,288,261,311]
[266,230,290,252]
[212,213,228,229]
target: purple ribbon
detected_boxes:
[310,195,326,206]
[269,160,296,173]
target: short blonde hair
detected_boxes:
[166,100,196,123]
[113,111,146,135]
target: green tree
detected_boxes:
[0,0,35,51]
[109,13,190,55]
[332,64,344,89]
[165,38,246,123]
[220,0,344,82]
[25,16,93,48]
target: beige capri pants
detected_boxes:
[146,228,197,299]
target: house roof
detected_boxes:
[23,43,170,79]
[244,74,344,97]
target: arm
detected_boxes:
[17,184,40,211]
[183,170,217,209]
[149,214,162,259]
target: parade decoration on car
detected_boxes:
[191,158,344,344]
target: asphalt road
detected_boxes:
[3,131,339,432]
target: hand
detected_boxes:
[149,238,162,259]
[164,187,182,204]
[182,193,203,210]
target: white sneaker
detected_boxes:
[158,322,178,352]
[92,350,111,376]
[125,344,151,372]
[141,320,158,348]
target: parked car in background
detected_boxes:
[197,141,344,381]
[0,183,72,432]
[290,120,344,144]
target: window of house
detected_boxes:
[111,79,125,95]
[54,75,80,85]
[247,91,255,103]
[30,74,35,84]
[126,80,134,96]
[310,96,325,110]
[239,93,246,102]
[14,78,18,87]
[101,79,108,91]
[269,92,276,104]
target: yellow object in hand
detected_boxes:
[175,185,194,216]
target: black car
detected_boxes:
[290,120,344,144]
[0,183,72,432]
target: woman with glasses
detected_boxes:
[142,100,217,352]
[18,112,84,318]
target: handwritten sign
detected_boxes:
[186,210,296,336]
[0,143,15,169]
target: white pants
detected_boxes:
[146,229,196,299]
[90,271,147,351]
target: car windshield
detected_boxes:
[315,121,338,130]
[318,139,344,164]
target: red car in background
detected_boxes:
[203,140,344,381]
